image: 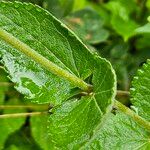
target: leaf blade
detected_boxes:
[0,1,94,104]
[130,59,150,121]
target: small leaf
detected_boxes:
[130,60,150,121]
[105,1,138,41]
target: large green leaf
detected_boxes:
[0,1,96,105]
[47,55,116,148]
[130,60,150,121]
[83,112,150,150]
[0,1,116,106]
[31,55,116,149]
[0,117,25,149]
[0,1,116,148]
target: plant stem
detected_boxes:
[0,111,47,119]
[0,28,92,93]
[0,105,49,110]
[117,90,130,97]
[0,82,14,86]
[115,100,150,131]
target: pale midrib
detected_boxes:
[0,28,92,92]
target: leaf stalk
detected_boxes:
[115,100,150,131]
[0,111,47,119]
[0,105,49,110]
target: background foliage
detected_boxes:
[0,0,150,149]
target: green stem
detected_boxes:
[117,90,130,97]
[0,82,13,86]
[0,104,49,110]
[115,100,150,131]
[0,28,92,93]
[0,111,47,119]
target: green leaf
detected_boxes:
[65,8,109,44]
[0,2,116,148]
[130,60,150,121]
[0,1,96,105]
[0,2,116,147]
[0,98,26,149]
[105,1,138,41]
[135,23,150,34]
[0,1,116,107]
[0,118,25,149]
[73,0,87,11]
[111,0,139,14]
[47,55,116,148]
[31,115,51,150]
[48,97,104,149]
[3,123,42,150]
[83,112,150,150]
